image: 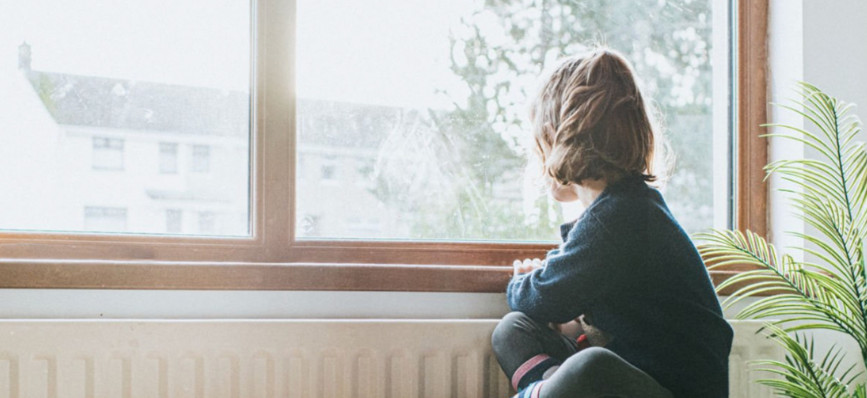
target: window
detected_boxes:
[159,143,178,174]
[297,154,307,179]
[191,145,210,173]
[320,164,336,182]
[198,212,216,235]
[347,217,383,236]
[166,209,182,233]
[84,207,127,232]
[92,137,124,171]
[3,0,250,237]
[299,214,322,236]
[0,0,768,292]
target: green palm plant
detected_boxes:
[697,82,867,397]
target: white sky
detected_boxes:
[298,0,470,108]
[0,0,473,108]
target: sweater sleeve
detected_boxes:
[506,208,631,323]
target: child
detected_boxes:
[491,49,733,398]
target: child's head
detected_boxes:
[530,49,658,191]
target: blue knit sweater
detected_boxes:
[507,176,733,398]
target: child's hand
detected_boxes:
[513,258,544,276]
[550,319,584,339]
[578,315,612,347]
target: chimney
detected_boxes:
[18,42,31,71]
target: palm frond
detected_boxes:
[753,325,862,398]
[767,83,866,228]
[698,230,866,340]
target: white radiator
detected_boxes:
[0,319,777,397]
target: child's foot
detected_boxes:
[513,380,545,398]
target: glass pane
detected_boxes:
[296,0,726,240]
[0,0,251,236]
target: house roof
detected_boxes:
[25,69,416,149]
[26,70,250,137]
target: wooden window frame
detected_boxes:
[0,0,767,293]
[711,0,769,294]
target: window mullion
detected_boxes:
[257,0,295,262]
[736,0,769,237]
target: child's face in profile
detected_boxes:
[549,179,578,203]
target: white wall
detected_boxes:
[767,0,804,253]
[803,1,867,112]
[0,290,509,319]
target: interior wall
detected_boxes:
[767,0,804,254]
[803,0,867,111]
[0,289,509,319]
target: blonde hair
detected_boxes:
[530,49,658,186]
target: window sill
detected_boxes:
[0,259,747,294]
[0,260,509,292]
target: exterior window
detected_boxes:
[3,0,250,237]
[92,137,124,171]
[198,212,216,234]
[84,206,127,232]
[320,164,336,182]
[297,154,307,180]
[300,214,322,236]
[347,217,383,236]
[165,209,182,233]
[159,143,178,174]
[191,145,210,173]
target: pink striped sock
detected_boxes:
[511,354,559,391]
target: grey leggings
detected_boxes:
[491,312,673,398]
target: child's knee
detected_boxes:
[491,311,529,354]
[556,347,620,386]
[575,346,619,368]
